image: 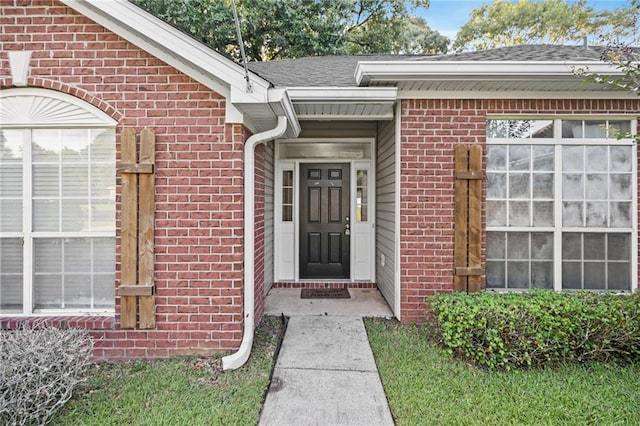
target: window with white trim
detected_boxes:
[486,119,636,291]
[0,89,116,314]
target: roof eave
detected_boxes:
[61,0,271,102]
[355,61,625,86]
[285,87,398,121]
[286,87,397,102]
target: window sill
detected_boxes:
[0,313,115,330]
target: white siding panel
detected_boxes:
[354,230,370,279]
[376,118,396,313]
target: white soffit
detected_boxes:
[354,61,629,94]
[286,87,397,120]
[60,0,271,104]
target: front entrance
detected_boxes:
[299,163,350,279]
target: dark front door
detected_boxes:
[299,163,350,279]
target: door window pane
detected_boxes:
[281,170,293,222]
[356,169,368,222]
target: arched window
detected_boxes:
[0,88,117,314]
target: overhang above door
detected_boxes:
[286,88,397,121]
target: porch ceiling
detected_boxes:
[286,87,397,121]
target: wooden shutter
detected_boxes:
[454,144,482,293]
[118,128,156,329]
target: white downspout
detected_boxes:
[222,115,288,371]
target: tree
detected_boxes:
[580,0,639,97]
[402,16,450,55]
[578,0,639,139]
[453,0,639,52]
[131,0,449,61]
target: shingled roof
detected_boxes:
[247,54,424,87]
[413,44,609,61]
[247,45,620,88]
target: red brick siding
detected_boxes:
[400,99,640,323]
[254,144,266,324]
[0,0,258,358]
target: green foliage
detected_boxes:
[575,42,639,140]
[402,16,450,55]
[428,291,640,370]
[453,0,639,52]
[366,318,640,425]
[131,0,448,61]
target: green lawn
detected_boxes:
[51,317,284,426]
[365,317,640,426]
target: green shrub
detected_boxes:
[428,290,640,370]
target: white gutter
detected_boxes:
[354,61,624,86]
[222,115,288,371]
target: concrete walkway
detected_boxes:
[259,316,394,426]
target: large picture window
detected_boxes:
[486,119,636,291]
[0,89,116,314]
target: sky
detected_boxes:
[420,0,631,40]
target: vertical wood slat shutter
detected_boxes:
[454,144,483,293]
[118,128,156,329]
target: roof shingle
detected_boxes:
[247,45,629,88]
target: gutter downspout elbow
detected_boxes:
[222,115,288,371]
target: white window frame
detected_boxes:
[0,88,117,315]
[486,117,638,292]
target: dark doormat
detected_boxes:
[300,288,350,299]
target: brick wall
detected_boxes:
[400,99,640,323]
[254,144,266,323]
[0,0,253,358]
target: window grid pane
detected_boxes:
[561,233,631,290]
[33,237,115,310]
[0,238,24,312]
[0,130,24,232]
[561,146,633,228]
[32,129,116,233]
[486,231,554,290]
[487,144,555,228]
[486,119,634,292]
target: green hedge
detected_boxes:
[427,290,640,370]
